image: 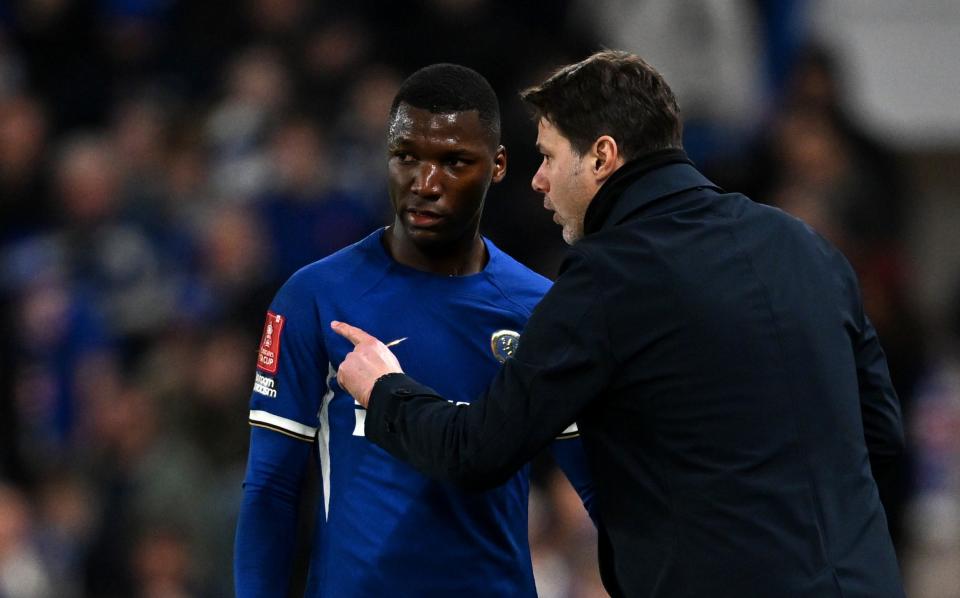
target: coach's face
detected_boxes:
[531,118,599,244]
[387,103,506,249]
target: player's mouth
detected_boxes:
[406,208,445,228]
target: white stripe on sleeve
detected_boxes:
[249,410,318,440]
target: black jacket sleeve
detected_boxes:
[855,309,905,486]
[365,249,616,489]
[839,251,905,487]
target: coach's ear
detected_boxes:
[492,144,507,184]
[591,136,623,184]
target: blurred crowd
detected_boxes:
[0,1,957,597]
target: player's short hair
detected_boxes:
[520,50,683,161]
[389,63,501,146]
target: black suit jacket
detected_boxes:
[366,151,905,597]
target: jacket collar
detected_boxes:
[583,149,721,235]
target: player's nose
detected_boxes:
[411,162,442,199]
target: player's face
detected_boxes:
[387,104,506,249]
[531,118,596,244]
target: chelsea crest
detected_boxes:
[490,330,520,363]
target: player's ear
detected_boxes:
[592,136,623,183]
[492,145,507,184]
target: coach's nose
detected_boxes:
[531,163,549,194]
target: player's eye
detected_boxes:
[393,152,416,164]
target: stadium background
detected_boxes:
[1,0,959,596]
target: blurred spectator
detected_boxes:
[98,0,175,92]
[726,45,909,253]
[903,281,960,598]
[51,134,180,348]
[300,18,373,117]
[34,470,96,596]
[245,0,313,49]
[0,484,55,597]
[1,235,112,470]
[176,327,250,596]
[254,117,381,280]
[185,204,275,329]
[0,95,52,243]
[766,104,893,258]
[82,381,206,597]
[206,46,291,201]
[328,62,400,214]
[132,527,198,598]
[573,0,765,166]
[907,365,960,598]
[181,326,252,468]
[111,95,170,214]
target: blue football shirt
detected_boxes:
[235,229,591,597]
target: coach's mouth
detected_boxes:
[542,198,560,223]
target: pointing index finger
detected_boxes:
[331,320,377,347]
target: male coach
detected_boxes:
[333,51,905,597]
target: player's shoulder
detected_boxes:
[274,229,386,302]
[483,237,552,311]
[290,229,385,283]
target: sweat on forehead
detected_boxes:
[388,63,501,144]
[387,103,498,148]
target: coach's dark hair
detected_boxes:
[520,50,682,160]
[390,63,500,145]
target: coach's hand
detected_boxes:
[332,321,403,408]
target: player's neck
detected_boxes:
[383,227,488,276]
